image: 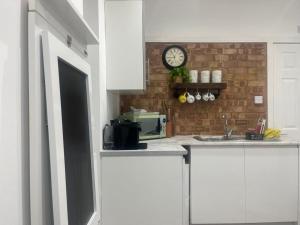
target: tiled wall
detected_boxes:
[120,43,267,135]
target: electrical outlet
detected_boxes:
[254,96,263,104]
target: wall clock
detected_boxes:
[162,45,187,70]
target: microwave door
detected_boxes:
[139,118,161,138]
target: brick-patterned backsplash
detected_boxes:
[120,43,267,135]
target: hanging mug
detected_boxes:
[202,92,210,101]
[209,92,216,101]
[195,92,202,101]
[178,92,187,103]
[187,92,195,104]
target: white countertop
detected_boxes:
[100,142,187,156]
[100,135,299,156]
[148,135,299,146]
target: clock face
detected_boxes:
[162,45,187,69]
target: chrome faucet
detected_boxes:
[222,114,233,140]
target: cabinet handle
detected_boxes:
[146,58,150,86]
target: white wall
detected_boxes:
[0,0,29,225]
[85,0,120,151]
[97,0,120,132]
[144,0,300,41]
[144,0,300,128]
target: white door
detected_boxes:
[190,147,246,224]
[245,146,298,223]
[274,44,300,139]
[42,31,100,225]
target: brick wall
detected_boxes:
[120,43,267,135]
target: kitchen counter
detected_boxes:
[146,135,299,147]
[100,142,187,156]
[100,135,299,156]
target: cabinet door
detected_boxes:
[245,146,298,223]
[190,147,245,224]
[105,1,145,91]
[101,155,184,225]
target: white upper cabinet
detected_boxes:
[69,0,83,16]
[29,0,98,45]
[105,1,145,91]
[245,146,298,223]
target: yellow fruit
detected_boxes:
[264,128,281,139]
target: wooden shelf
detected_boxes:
[171,82,227,99]
[171,82,227,90]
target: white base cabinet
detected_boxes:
[191,147,246,224]
[245,146,298,223]
[101,154,185,225]
[191,145,299,224]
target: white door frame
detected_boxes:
[42,30,100,225]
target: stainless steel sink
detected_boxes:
[193,135,245,142]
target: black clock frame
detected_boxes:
[162,45,188,70]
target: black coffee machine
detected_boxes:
[103,119,147,150]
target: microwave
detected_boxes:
[122,112,166,140]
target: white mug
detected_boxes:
[209,92,215,101]
[187,92,195,104]
[195,92,202,101]
[202,92,209,101]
